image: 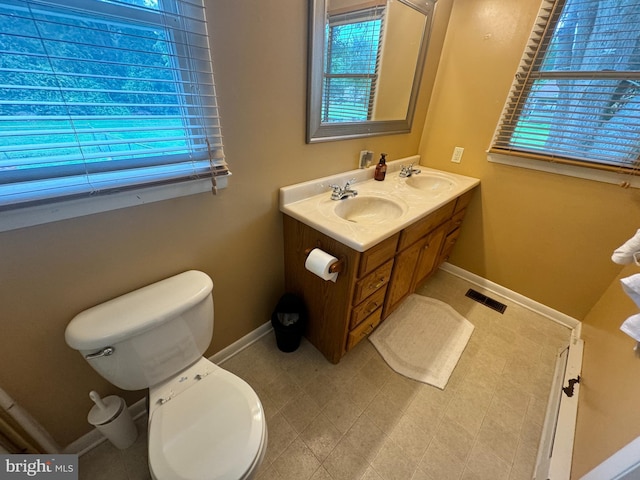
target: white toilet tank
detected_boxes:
[65,271,214,391]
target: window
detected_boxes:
[322,6,385,122]
[491,0,640,175]
[0,0,229,212]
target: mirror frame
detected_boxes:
[306,0,436,143]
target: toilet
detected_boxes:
[65,270,267,480]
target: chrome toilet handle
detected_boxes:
[85,346,115,360]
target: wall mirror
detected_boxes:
[307,0,436,143]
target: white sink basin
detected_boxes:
[405,173,456,193]
[333,196,404,224]
[279,156,480,251]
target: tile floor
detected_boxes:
[78,270,572,480]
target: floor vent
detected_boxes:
[465,289,507,314]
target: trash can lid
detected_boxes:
[274,293,306,313]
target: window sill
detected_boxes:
[0,176,229,233]
[488,152,640,189]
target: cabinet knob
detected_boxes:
[370,278,386,289]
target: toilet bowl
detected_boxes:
[65,271,267,479]
[148,358,267,480]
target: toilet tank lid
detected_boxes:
[65,270,213,351]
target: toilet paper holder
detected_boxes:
[304,247,344,273]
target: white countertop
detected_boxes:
[279,156,480,252]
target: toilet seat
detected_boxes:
[148,359,266,480]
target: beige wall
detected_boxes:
[373,0,424,120]
[572,264,640,478]
[417,0,640,475]
[417,0,640,320]
[4,0,639,466]
[0,0,451,447]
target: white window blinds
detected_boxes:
[0,0,229,210]
[491,0,640,173]
[322,5,385,122]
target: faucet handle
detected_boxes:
[329,184,343,200]
[344,178,356,187]
[400,164,421,177]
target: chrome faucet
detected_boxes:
[329,178,358,200]
[399,163,421,178]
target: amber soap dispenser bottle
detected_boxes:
[374,153,387,181]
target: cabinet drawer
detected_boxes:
[358,233,399,277]
[350,288,386,329]
[448,209,466,233]
[439,228,462,263]
[353,260,394,305]
[398,201,455,251]
[454,189,475,213]
[346,308,382,350]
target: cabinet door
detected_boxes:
[412,225,446,288]
[384,240,422,317]
[438,226,463,265]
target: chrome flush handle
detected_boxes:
[85,346,115,360]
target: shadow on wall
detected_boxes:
[443,184,486,278]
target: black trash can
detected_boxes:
[271,293,307,352]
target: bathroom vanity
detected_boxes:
[280,156,479,363]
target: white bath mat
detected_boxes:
[369,294,474,389]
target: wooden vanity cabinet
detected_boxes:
[411,226,448,292]
[282,187,475,364]
[383,239,423,317]
[282,215,360,363]
[347,243,397,351]
[344,235,398,353]
[282,215,399,363]
[383,201,454,317]
[436,189,474,266]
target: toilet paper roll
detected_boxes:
[305,248,339,282]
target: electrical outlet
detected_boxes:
[359,150,373,169]
[451,147,464,163]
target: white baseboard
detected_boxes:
[440,263,584,480]
[65,321,273,455]
[63,396,148,456]
[580,436,640,480]
[534,337,584,480]
[549,336,584,479]
[210,320,273,364]
[67,265,582,457]
[440,263,582,334]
